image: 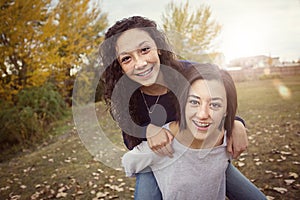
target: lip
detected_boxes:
[192,120,211,131]
[135,65,154,78]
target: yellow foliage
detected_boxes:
[0,0,108,102]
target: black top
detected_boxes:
[121,60,245,150]
[122,90,179,150]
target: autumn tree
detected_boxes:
[162,1,222,62]
[0,0,108,102]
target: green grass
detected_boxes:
[235,75,300,199]
[0,75,299,199]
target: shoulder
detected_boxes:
[179,60,199,69]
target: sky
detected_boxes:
[101,0,300,63]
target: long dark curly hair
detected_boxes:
[98,16,183,147]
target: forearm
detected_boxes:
[227,116,248,159]
[122,142,154,177]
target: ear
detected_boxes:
[158,50,161,55]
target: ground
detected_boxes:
[0,75,299,200]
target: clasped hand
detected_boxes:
[146,124,174,158]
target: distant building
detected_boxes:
[228,55,281,68]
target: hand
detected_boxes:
[227,120,249,159]
[146,124,174,158]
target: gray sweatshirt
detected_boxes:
[122,128,230,200]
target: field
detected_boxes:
[0,75,299,199]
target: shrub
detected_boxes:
[0,83,67,150]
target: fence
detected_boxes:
[227,65,300,82]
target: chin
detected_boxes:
[193,133,207,141]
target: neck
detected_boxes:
[140,69,168,95]
[140,84,168,95]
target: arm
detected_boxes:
[227,119,249,159]
[121,141,156,177]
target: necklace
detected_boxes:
[140,90,161,114]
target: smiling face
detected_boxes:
[116,28,161,86]
[185,79,227,144]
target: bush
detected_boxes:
[0,83,67,150]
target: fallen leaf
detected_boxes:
[288,172,299,179]
[31,192,40,200]
[255,161,263,166]
[280,151,292,155]
[56,192,68,198]
[273,187,287,194]
[90,190,96,194]
[284,179,295,185]
[236,161,245,167]
[265,170,273,174]
[266,195,275,200]
[96,191,109,198]
[20,185,27,189]
[280,155,286,160]
[10,195,21,200]
[2,186,9,191]
[77,190,84,195]
[58,186,67,193]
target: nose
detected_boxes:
[134,54,147,69]
[196,104,209,119]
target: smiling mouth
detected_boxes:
[136,66,153,77]
[192,120,211,128]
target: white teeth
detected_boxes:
[193,121,210,127]
[137,67,152,76]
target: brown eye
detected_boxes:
[120,56,130,64]
[210,102,222,110]
[188,99,199,106]
[141,46,151,54]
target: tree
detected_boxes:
[0,0,108,102]
[162,1,222,63]
[0,0,50,101]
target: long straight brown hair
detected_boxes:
[179,63,238,137]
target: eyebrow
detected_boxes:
[188,95,224,101]
[117,41,150,57]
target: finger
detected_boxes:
[233,150,242,159]
[155,145,171,157]
[226,139,233,156]
[165,144,174,157]
[165,130,174,142]
[153,148,165,157]
[159,146,170,157]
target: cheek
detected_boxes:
[211,110,225,123]
[185,106,194,121]
[148,50,160,63]
[120,63,134,74]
